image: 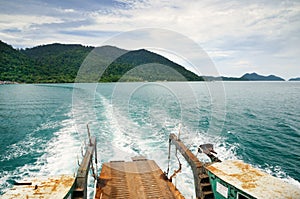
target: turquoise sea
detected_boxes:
[0,82,299,198]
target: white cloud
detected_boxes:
[0,14,63,28]
[62,8,75,13]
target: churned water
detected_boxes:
[0,82,299,198]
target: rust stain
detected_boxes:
[233,161,264,177]
[207,161,267,190]
[51,179,59,192]
[241,182,256,189]
[206,165,226,176]
[231,161,265,190]
[3,175,75,199]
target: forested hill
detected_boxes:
[0,40,203,83]
[102,48,203,82]
[0,41,37,82]
[0,41,93,83]
[21,43,93,83]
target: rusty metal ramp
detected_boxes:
[95,156,184,199]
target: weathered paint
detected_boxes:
[206,160,300,199]
[2,175,75,199]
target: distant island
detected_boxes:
[0,40,294,83]
[240,72,285,81]
[203,72,285,81]
[289,77,300,81]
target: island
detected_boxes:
[289,77,300,81]
[240,72,285,81]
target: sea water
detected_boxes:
[0,82,299,198]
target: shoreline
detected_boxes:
[0,81,19,85]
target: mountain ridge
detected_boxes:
[288,77,300,81]
[203,72,286,81]
[0,40,292,83]
[240,72,285,81]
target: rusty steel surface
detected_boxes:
[206,160,300,199]
[2,175,75,199]
[95,159,185,199]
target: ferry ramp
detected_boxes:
[94,157,184,199]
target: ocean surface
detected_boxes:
[0,82,299,198]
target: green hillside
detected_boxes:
[0,41,37,83]
[0,41,203,83]
[22,43,93,83]
[101,48,203,82]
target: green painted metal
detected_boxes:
[207,171,255,199]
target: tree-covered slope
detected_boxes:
[0,40,37,82]
[22,43,94,83]
[102,48,204,82]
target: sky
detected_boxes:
[0,0,299,79]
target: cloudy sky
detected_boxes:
[0,0,299,79]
